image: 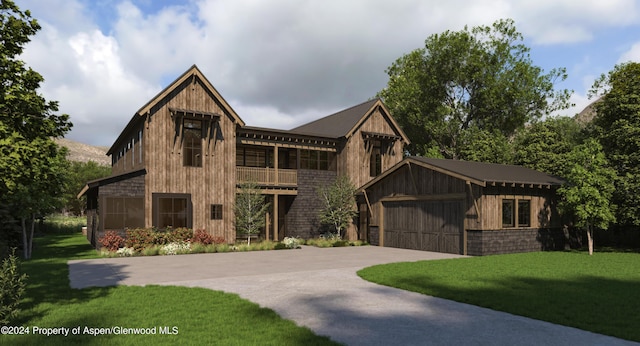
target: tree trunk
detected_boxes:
[21,217,28,259]
[586,223,594,256]
[28,213,36,259]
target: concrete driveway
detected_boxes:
[68,246,636,345]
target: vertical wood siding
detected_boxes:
[144,76,236,241]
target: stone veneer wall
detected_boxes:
[285,169,337,239]
[466,228,567,256]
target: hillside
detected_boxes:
[54,138,111,166]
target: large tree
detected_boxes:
[513,116,583,177]
[0,0,72,258]
[378,19,572,159]
[62,161,111,216]
[589,62,640,228]
[557,139,616,255]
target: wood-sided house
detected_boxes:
[358,156,566,256]
[79,65,410,247]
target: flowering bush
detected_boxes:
[282,237,302,249]
[116,247,135,257]
[191,229,217,245]
[99,231,125,251]
[160,242,191,255]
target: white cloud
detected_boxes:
[14,0,640,146]
[618,42,640,63]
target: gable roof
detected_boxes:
[360,156,565,191]
[77,169,147,198]
[290,98,410,143]
[107,65,244,155]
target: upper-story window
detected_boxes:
[300,149,336,171]
[369,140,382,177]
[183,119,202,167]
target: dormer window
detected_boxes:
[183,119,202,167]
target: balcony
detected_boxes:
[237,167,297,186]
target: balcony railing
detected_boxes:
[237,167,297,186]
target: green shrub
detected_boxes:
[333,240,349,247]
[274,243,288,250]
[142,246,161,256]
[98,231,125,251]
[216,244,232,253]
[125,228,156,251]
[0,249,27,325]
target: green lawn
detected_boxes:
[357,251,640,342]
[5,233,339,345]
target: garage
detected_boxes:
[359,156,565,256]
[383,200,464,254]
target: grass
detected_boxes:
[5,232,340,345]
[357,251,640,342]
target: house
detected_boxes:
[358,156,566,255]
[78,65,410,247]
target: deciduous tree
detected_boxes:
[234,181,269,245]
[558,139,616,255]
[378,19,572,159]
[590,62,640,228]
[0,0,72,258]
[317,175,357,239]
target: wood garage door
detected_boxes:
[383,200,463,254]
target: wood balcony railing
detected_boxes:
[236,167,297,186]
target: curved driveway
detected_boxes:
[68,246,636,345]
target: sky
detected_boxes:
[14,0,640,147]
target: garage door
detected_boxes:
[383,200,463,254]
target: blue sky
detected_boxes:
[15,0,640,147]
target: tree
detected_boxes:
[0,0,72,259]
[513,116,583,177]
[378,19,572,159]
[589,62,640,228]
[457,127,513,164]
[557,139,616,255]
[234,181,269,245]
[316,175,357,238]
[63,161,111,215]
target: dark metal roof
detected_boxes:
[410,156,565,186]
[290,99,379,138]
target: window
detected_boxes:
[183,119,202,167]
[103,197,144,230]
[211,204,223,220]
[236,146,273,168]
[299,149,336,171]
[502,198,531,228]
[502,199,515,227]
[518,200,531,227]
[369,140,382,177]
[153,194,191,228]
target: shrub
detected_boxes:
[169,227,193,243]
[191,229,216,245]
[216,244,232,253]
[0,249,27,325]
[190,243,207,254]
[125,228,156,251]
[116,247,135,257]
[274,243,288,250]
[99,231,125,251]
[142,246,161,256]
[283,237,302,249]
[160,242,191,255]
